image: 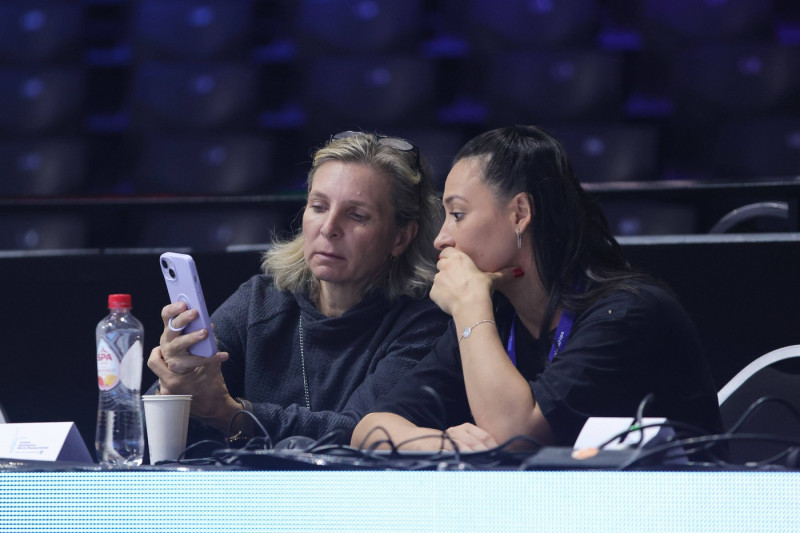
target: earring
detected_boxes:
[515,227,522,249]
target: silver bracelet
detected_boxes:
[459,320,496,343]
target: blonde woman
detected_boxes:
[149,132,448,446]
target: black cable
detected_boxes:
[174,439,227,465]
[226,408,272,448]
[598,419,709,450]
[724,396,800,435]
[681,396,800,463]
[629,393,656,447]
[394,431,462,459]
[616,432,800,471]
[308,429,347,450]
[421,385,448,428]
[243,436,272,450]
[741,445,799,468]
[358,425,397,453]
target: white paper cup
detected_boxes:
[142,394,192,464]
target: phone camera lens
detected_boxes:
[168,268,175,278]
[161,259,168,269]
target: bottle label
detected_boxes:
[119,340,143,391]
[96,337,120,391]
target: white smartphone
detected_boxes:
[159,252,218,357]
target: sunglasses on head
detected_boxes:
[332,131,420,173]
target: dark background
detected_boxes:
[2,0,800,251]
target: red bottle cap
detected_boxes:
[108,294,132,309]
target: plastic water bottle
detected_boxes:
[95,293,145,466]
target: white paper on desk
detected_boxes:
[0,422,94,464]
[574,417,669,450]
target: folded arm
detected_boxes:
[352,412,498,452]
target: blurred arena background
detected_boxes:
[1,0,799,249]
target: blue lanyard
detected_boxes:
[506,308,576,366]
[548,308,576,362]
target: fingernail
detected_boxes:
[513,268,524,278]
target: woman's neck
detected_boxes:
[317,282,365,317]
[499,268,557,339]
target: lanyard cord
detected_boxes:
[507,308,577,366]
[298,314,311,410]
[507,280,585,365]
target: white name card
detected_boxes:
[574,417,671,450]
[0,422,94,464]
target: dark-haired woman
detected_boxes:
[353,125,722,451]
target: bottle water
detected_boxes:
[95,293,144,466]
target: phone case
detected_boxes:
[159,252,218,357]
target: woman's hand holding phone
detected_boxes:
[156,252,229,373]
[157,301,229,374]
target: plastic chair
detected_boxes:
[0,214,88,250]
[553,123,660,182]
[602,201,697,236]
[673,43,800,117]
[666,43,800,173]
[136,209,283,251]
[135,135,275,194]
[295,0,423,55]
[717,345,800,464]
[467,0,602,52]
[130,62,258,133]
[712,117,800,179]
[132,0,254,61]
[302,55,436,129]
[0,140,85,195]
[484,49,624,123]
[708,202,790,234]
[0,66,84,135]
[641,0,775,52]
[0,1,83,64]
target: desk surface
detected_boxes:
[1,469,799,532]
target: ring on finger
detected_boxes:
[168,316,187,332]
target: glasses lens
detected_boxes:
[333,131,360,140]
[333,131,414,152]
[379,137,414,152]
[331,132,419,171]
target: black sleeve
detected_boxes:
[370,321,473,430]
[209,280,252,399]
[247,300,451,443]
[531,285,720,446]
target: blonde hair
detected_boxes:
[262,132,442,301]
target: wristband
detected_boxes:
[236,397,253,413]
[225,397,254,447]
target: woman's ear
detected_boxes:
[511,192,534,233]
[390,220,418,257]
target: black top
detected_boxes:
[372,280,723,446]
[179,274,450,444]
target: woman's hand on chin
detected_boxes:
[431,248,520,316]
[431,248,491,316]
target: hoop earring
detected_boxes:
[515,227,522,249]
